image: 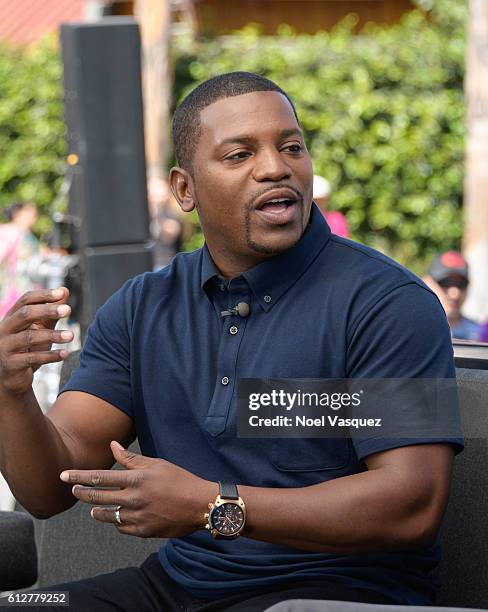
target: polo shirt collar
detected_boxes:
[200,203,330,311]
[201,244,220,289]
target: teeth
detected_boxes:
[266,198,288,204]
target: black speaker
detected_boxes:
[78,245,152,333]
[61,18,150,247]
[60,19,153,336]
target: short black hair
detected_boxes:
[172,71,299,173]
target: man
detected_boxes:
[0,72,462,611]
[423,251,481,341]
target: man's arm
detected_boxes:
[65,441,453,554]
[239,443,454,553]
[0,288,134,518]
[1,389,135,518]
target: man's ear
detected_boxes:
[169,167,196,213]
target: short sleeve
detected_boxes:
[346,282,464,459]
[59,278,139,417]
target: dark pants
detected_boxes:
[28,553,396,611]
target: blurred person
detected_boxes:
[0,202,40,319]
[0,202,40,510]
[313,174,350,238]
[423,251,481,341]
[148,176,187,269]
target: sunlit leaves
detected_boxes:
[0,36,66,238]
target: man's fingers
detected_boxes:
[110,441,149,469]
[3,303,71,334]
[90,506,140,531]
[4,288,69,317]
[91,506,126,524]
[5,329,74,353]
[5,350,69,372]
[60,469,138,487]
[71,485,131,507]
[91,507,149,537]
[113,524,142,536]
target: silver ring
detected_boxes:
[115,505,123,525]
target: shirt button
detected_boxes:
[221,376,230,386]
[264,295,272,303]
[229,326,238,335]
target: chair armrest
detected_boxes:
[0,511,38,590]
[263,600,487,612]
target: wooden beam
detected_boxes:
[134,0,172,178]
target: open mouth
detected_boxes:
[258,198,297,213]
[254,190,301,225]
[255,188,300,210]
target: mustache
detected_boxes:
[247,184,303,210]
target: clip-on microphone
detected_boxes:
[220,302,250,318]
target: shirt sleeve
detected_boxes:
[346,281,464,460]
[59,277,139,417]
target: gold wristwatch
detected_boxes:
[204,481,246,539]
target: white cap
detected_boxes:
[313,175,331,199]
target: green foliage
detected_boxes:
[0,36,66,238]
[173,0,467,273]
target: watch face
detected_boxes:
[210,502,245,535]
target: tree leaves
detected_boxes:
[0,36,66,238]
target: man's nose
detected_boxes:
[252,149,291,182]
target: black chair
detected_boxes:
[0,511,37,591]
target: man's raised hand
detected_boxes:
[0,287,73,397]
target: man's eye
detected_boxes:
[283,144,303,153]
[225,151,250,161]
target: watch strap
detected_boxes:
[219,481,238,499]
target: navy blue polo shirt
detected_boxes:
[62,204,462,605]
